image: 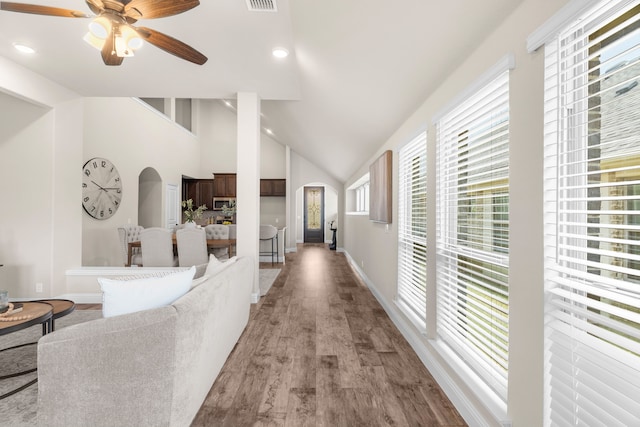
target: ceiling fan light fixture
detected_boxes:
[114,25,142,56]
[83,32,105,51]
[88,17,110,39]
[128,37,143,50]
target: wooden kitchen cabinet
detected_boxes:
[182,179,215,209]
[260,179,286,196]
[213,174,236,197]
[196,180,215,208]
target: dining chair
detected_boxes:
[140,227,179,267]
[204,224,230,260]
[117,225,144,266]
[176,228,208,267]
[259,224,278,265]
[227,224,237,240]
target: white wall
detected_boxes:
[197,100,238,175]
[0,58,82,299]
[0,93,55,298]
[81,98,202,266]
[196,99,286,179]
[342,0,570,425]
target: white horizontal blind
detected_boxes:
[543,1,640,425]
[397,131,428,329]
[435,70,510,402]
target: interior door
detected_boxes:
[304,186,324,243]
[166,183,179,229]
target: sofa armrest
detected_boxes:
[37,306,178,427]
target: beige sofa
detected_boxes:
[36,256,253,427]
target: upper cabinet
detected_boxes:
[214,174,236,198]
[183,178,215,209]
[184,175,284,206]
[260,179,286,196]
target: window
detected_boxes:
[356,182,370,213]
[175,98,192,131]
[346,173,370,215]
[435,69,510,405]
[397,131,427,330]
[140,97,165,114]
[543,1,640,425]
[138,98,194,132]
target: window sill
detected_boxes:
[346,211,368,216]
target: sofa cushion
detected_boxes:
[204,254,238,277]
[99,266,196,318]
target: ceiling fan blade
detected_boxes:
[101,29,124,66]
[135,26,207,65]
[84,0,104,15]
[0,1,90,17]
[124,0,199,20]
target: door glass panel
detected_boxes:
[307,189,322,230]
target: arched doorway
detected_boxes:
[295,183,338,245]
[138,167,162,227]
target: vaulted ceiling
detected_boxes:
[0,0,524,182]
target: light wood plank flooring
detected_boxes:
[192,243,466,427]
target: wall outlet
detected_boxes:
[35,282,43,293]
[275,218,279,224]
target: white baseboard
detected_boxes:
[251,292,260,304]
[55,293,103,304]
[342,250,492,427]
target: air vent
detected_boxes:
[246,0,277,12]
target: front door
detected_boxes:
[304,186,324,243]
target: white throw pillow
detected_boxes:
[204,254,238,277]
[99,266,195,318]
[190,274,211,290]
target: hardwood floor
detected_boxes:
[192,243,466,427]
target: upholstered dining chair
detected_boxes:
[227,224,237,240]
[259,224,278,265]
[204,224,230,260]
[117,225,144,266]
[176,228,208,267]
[140,227,179,267]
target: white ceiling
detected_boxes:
[0,0,524,182]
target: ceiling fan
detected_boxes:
[0,0,208,66]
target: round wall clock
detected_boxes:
[82,157,123,220]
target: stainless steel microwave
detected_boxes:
[212,197,235,211]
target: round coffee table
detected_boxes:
[33,299,76,334]
[0,302,53,336]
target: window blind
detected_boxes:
[397,131,428,330]
[435,70,510,403]
[543,0,640,425]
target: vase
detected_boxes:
[184,221,196,228]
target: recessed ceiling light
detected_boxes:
[13,43,35,54]
[272,47,289,59]
[265,128,274,135]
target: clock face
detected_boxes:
[82,157,122,220]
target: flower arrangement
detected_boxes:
[182,199,207,223]
[221,199,237,216]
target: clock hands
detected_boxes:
[91,180,108,192]
[91,180,120,191]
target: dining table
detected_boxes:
[126,237,236,267]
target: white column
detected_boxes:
[285,145,291,252]
[236,92,261,302]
